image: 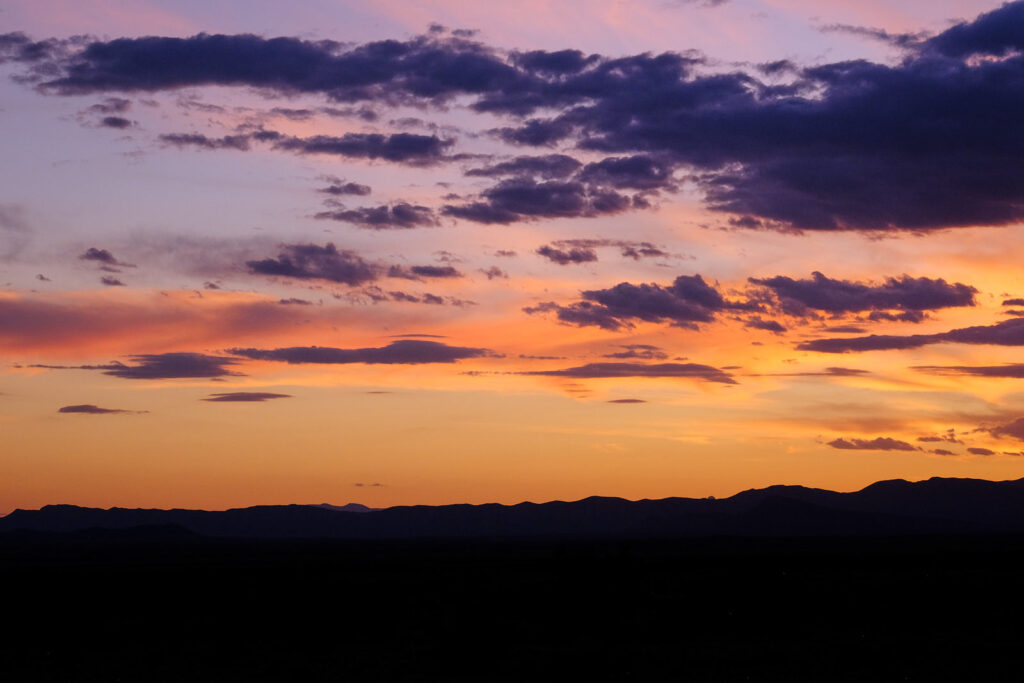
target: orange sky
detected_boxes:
[2,0,1024,512]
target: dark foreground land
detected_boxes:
[3,532,1024,682]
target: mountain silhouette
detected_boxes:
[4,476,1024,539]
[313,503,377,513]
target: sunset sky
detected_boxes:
[4,0,1024,512]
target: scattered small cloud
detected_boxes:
[826,437,916,451]
[479,266,508,280]
[202,392,292,402]
[315,203,439,229]
[521,361,736,384]
[58,404,140,414]
[80,247,135,268]
[603,344,668,360]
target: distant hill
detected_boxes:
[312,503,378,513]
[4,477,1024,540]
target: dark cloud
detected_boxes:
[36,274,51,282]
[322,105,378,121]
[99,115,132,129]
[743,316,786,334]
[866,310,927,323]
[268,107,314,120]
[932,448,956,456]
[540,239,668,262]
[247,243,379,285]
[494,118,575,147]
[603,344,668,360]
[465,154,582,179]
[35,352,242,380]
[16,2,1024,232]
[798,318,1024,353]
[100,276,125,287]
[411,264,461,278]
[494,250,517,257]
[1003,299,1024,307]
[967,447,996,456]
[314,203,438,229]
[273,132,453,165]
[358,288,473,306]
[607,398,647,403]
[462,154,675,216]
[320,182,372,196]
[826,437,916,451]
[278,297,312,305]
[80,247,134,268]
[0,31,66,65]
[479,266,508,280]
[577,155,677,191]
[757,59,797,77]
[618,243,669,260]
[987,418,1024,441]
[388,265,463,280]
[85,98,130,113]
[923,1,1024,59]
[525,274,757,331]
[229,339,490,364]
[202,392,292,402]
[510,48,597,74]
[917,429,962,444]
[536,244,598,265]
[58,404,132,414]
[443,178,636,224]
[913,363,1024,378]
[521,361,735,384]
[749,272,976,316]
[105,353,241,379]
[35,32,517,101]
[798,333,932,354]
[159,132,251,150]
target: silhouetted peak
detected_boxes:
[314,503,376,513]
[857,478,912,493]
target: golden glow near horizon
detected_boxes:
[2,0,1024,512]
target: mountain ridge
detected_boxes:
[5,476,1024,540]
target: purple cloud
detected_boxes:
[827,437,916,451]
[229,339,491,365]
[202,392,292,402]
